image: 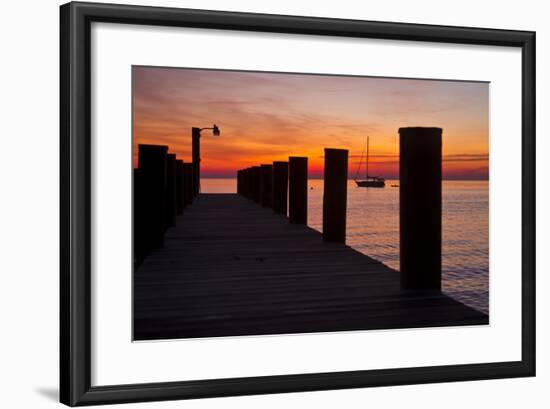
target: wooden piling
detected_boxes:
[240,169,246,198]
[399,127,442,290]
[246,168,254,200]
[137,144,168,249]
[272,161,288,215]
[289,157,308,224]
[251,166,261,203]
[176,160,185,214]
[165,153,177,228]
[323,149,348,243]
[237,170,243,196]
[239,169,245,197]
[192,127,201,196]
[260,164,273,207]
[183,163,194,206]
[133,168,145,266]
[242,168,250,199]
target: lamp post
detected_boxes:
[191,124,220,196]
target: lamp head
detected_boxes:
[212,124,220,136]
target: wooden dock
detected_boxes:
[134,194,488,340]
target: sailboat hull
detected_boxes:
[355,180,385,188]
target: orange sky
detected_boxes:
[133,66,489,180]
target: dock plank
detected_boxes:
[134,193,488,340]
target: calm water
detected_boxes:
[201,178,489,314]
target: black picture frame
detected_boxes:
[60,1,536,406]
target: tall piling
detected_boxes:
[260,164,273,207]
[192,127,201,196]
[245,168,253,200]
[251,166,261,203]
[323,149,348,243]
[133,168,145,266]
[137,144,168,249]
[176,160,185,214]
[243,168,251,199]
[165,153,177,228]
[272,161,289,215]
[399,127,442,290]
[237,170,243,196]
[289,157,308,224]
[183,163,194,206]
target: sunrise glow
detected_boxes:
[133,66,489,180]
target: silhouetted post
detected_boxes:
[176,160,185,214]
[133,168,145,266]
[251,166,261,203]
[289,157,308,224]
[192,127,201,196]
[399,127,442,290]
[272,161,288,215]
[242,169,247,196]
[183,163,194,206]
[323,149,348,243]
[260,164,273,207]
[137,144,168,249]
[242,168,249,199]
[247,168,254,200]
[239,169,245,197]
[165,153,177,228]
[237,170,243,196]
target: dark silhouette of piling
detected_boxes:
[237,168,245,197]
[243,168,251,199]
[399,127,442,290]
[289,157,308,224]
[245,168,254,200]
[260,164,273,207]
[323,149,348,243]
[133,168,145,266]
[272,161,288,215]
[248,168,255,200]
[176,160,185,214]
[183,163,194,206]
[238,168,245,198]
[137,144,168,249]
[251,166,261,203]
[237,169,243,196]
[165,154,177,228]
[192,127,201,196]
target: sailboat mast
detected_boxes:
[366,136,369,179]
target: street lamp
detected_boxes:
[198,124,220,136]
[191,124,221,196]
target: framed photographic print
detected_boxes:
[60,1,535,406]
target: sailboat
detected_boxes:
[354,136,386,188]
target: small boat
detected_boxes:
[354,136,385,188]
[356,177,385,188]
